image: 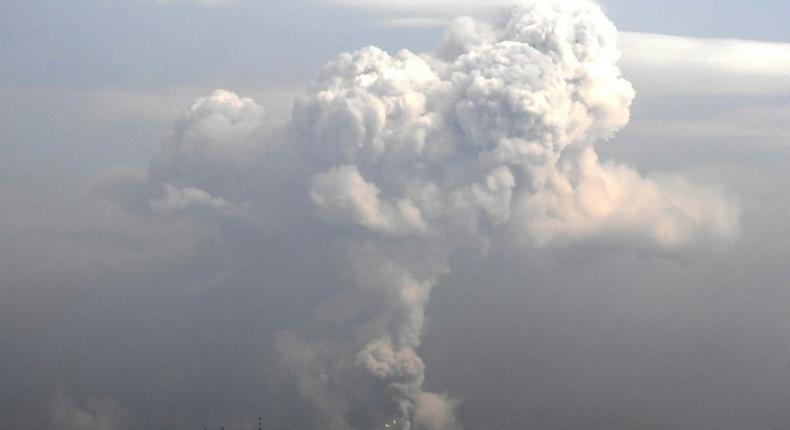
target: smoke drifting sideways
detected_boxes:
[100,1,739,429]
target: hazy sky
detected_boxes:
[2,1,790,429]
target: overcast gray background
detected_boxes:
[2,0,790,429]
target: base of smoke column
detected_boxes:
[381,418,399,429]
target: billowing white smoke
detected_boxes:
[102,1,739,429]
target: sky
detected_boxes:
[1,1,790,429]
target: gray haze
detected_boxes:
[2,0,790,429]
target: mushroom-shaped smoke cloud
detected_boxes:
[103,1,739,429]
[284,2,737,427]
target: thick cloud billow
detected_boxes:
[103,1,739,428]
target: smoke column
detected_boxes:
[277,2,738,428]
[103,1,739,428]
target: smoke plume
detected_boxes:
[102,1,739,428]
